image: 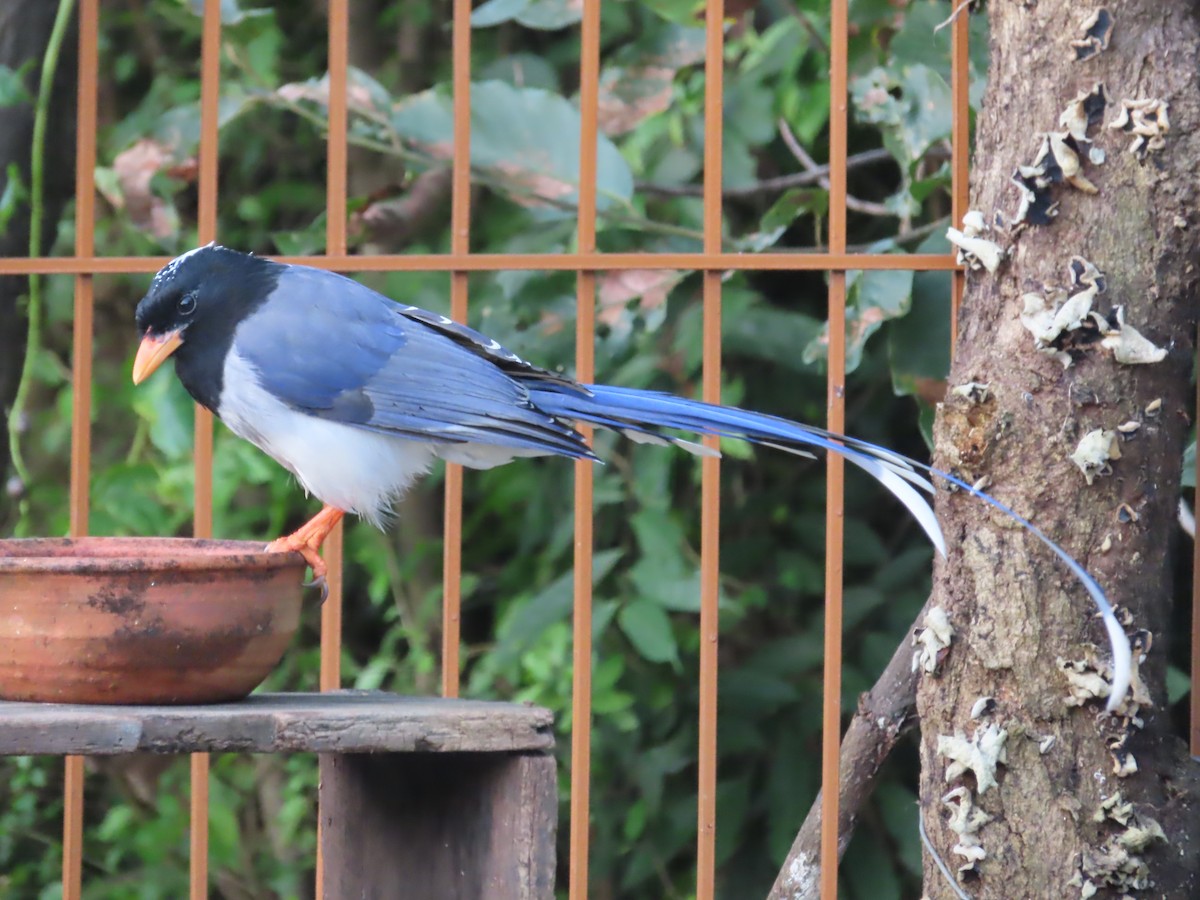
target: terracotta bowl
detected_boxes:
[0,538,307,705]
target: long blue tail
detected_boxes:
[532,382,1131,711]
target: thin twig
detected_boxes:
[635,148,896,199]
[845,216,948,252]
[7,0,76,489]
[776,118,894,217]
[919,806,973,900]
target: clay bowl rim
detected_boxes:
[0,536,306,576]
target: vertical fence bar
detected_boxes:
[442,0,472,699]
[819,1,849,895]
[319,0,349,696]
[949,8,970,344]
[314,4,348,896]
[193,0,219,543]
[188,3,222,897]
[568,2,600,896]
[63,2,100,896]
[695,0,724,896]
[71,3,96,543]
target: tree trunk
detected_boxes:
[0,1,77,521]
[918,3,1200,898]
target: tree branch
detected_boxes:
[634,148,897,199]
[767,597,927,900]
[776,118,895,218]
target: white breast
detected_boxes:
[217,350,437,527]
[215,349,551,527]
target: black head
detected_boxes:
[135,243,279,340]
[133,244,279,410]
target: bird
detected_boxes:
[132,244,1131,710]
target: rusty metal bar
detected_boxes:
[568,2,600,896]
[187,2,222,896]
[319,0,349,697]
[695,0,724,896]
[193,0,220,543]
[187,756,210,898]
[819,1,849,896]
[70,0,96,542]
[0,252,959,275]
[442,0,473,700]
[63,1,100,894]
[949,7,970,343]
[314,3,349,896]
[62,757,84,900]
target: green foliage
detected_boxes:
[391,79,636,214]
[3,0,986,896]
[0,61,35,107]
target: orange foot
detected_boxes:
[266,505,345,599]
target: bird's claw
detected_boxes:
[302,573,330,604]
[265,534,328,601]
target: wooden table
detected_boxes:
[0,691,558,899]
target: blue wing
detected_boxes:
[231,266,596,460]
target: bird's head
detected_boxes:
[133,243,274,384]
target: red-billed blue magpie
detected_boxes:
[132,245,1131,709]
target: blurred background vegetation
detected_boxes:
[0,0,1191,897]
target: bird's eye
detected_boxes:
[178,292,197,315]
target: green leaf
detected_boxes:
[471,0,530,28]
[889,234,952,402]
[745,633,824,678]
[0,63,33,107]
[889,0,990,81]
[844,825,902,900]
[724,302,824,373]
[640,0,704,25]
[131,373,194,460]
[516,0,584,30]
[391,80,634,215]
[851,63,952,170]
[271,211,327,255]
[617,599,680,667]
[477,53,561,92]
[1182,439,1195,489]
[804,268,915,372]
[876,781,922,876]
[631,507,687,574]
[718,669,799,715]
[631,566,711,613]
[1166,664,1190,704]
[471,0,582,30]
[0,162,28,237]
[842,585,887,632]
[714,775,753,865]
[739,188,826,252]
[489,548,623,670]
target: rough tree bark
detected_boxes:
[0,2,76,521]
[918,4,1200,898]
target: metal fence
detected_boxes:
[2,1,1194,898]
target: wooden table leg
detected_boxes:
[319,751,557,899]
